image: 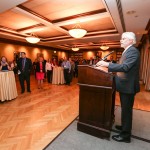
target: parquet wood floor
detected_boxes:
[0,76,149,150]
[115,84,150,111]
[0,76,79,150]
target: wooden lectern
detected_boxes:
[77,65,116,140]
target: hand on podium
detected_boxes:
[96,60,109,67]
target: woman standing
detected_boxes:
[35,56,46,89]
[10,60,18,75]
[0,56,11,71]
[46,58,53,83]
[52,58,58,67]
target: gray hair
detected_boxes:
[122,32,136,44]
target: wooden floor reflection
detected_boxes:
[0,76,79,150]
[115,84,150,111]
[0,76,149,150]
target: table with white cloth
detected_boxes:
[52,67,65,84]
[0,71,18,102]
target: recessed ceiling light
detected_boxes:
[137,30,148,35]
[126,10,136,15]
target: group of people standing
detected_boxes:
[18,54,79,93]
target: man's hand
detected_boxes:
[96,60,109,67]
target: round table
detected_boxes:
[0,71,18,102]
[52,67,65,84]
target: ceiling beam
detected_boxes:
[12,6,68,34]
[53,12,109,26]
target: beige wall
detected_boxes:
[57,51,68,59]
[0,42,68,62]
[0,42,118,62]
[83,51,95,59]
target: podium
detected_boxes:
[77,65,116,140]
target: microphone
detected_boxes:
[101,51,114,61]
[95,51,114,67]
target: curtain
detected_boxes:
[140,37,150,91]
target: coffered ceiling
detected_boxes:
[0,0,149,51]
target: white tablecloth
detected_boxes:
[0,71,18,101]
[52,67,65,84]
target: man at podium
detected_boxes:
[96,32,140,143]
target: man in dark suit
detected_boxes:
[96,32,140,143]
[17,52,32,93]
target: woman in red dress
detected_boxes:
[35,56,46,89]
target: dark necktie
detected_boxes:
[22,59,25,71]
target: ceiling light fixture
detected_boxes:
[72,46,79,51]
[126,10,136,15]
[100,44,109,50]
[25,33,40,44]
[69,23,87,38]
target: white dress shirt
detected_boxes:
[122,44,133,56]
[46,62,53,72]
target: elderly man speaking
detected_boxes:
[96,32,140,143]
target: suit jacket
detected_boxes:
[108,46,140,94]
[35,61,46,73]
[17,57,32,74]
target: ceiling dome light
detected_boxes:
[72,46,79,51]
[126,10,136,15]
[100,44,109,50]
[69,23,87,38]
[25,33,40,44]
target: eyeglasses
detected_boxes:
[120,37,128,40]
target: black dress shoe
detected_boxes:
[115,125,122,131]
[27,90,31,93]
[21,91,25,94]
[112,135,131,143]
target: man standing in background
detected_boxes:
[17,52,32,93]
[62,57,71,85]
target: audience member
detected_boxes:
[46,58,53,83]
[35,56,46,89]
[0,56,11,71]
[58,58,64,66]
[53,58,58,66]
[69,58,75,82]
[74,58,79,78]
[10,60,18,75]
[17,52,32,93]
[32,59,38,78]
[61,57,71,85]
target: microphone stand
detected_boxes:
[95,51,114,67]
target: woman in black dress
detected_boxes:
[0,56,11,71]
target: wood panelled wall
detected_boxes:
[0,42,68,62]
